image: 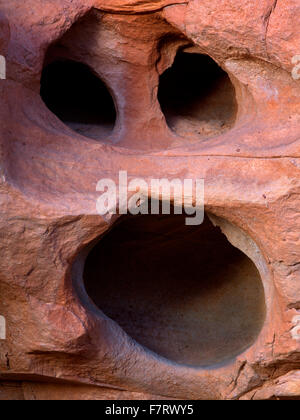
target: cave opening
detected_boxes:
[158,52,238,139]
[40,60,116,140]
[83,212,266,367]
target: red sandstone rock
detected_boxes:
[0,0,299,400]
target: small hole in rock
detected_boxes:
[83,213,266,367]
[158,52,238,139]
[40,60,116,140]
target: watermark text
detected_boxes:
[0,315,6,340]
[96,171,204,226]
[292,55,300,80]
[0,55,6,80]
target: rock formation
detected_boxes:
[0,0,299,400]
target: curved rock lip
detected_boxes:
[94,0,188,13]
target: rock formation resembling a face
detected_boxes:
[0,0,299,400]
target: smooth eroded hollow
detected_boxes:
[84,214,265,367]
[158,52,238,139]
[40,60,116,140]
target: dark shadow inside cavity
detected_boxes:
[83,213,266,367]
[158,52,238,139]
[40,60,116,140]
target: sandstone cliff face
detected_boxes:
[0,0,299,400]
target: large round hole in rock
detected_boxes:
[83,214,266,367]
[158,52,238,139]
[40,60,116,140]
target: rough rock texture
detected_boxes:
[0,0,299,400]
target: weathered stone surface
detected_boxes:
[0,0,299,400]
[0,12,9,54]
[94,0,188,13]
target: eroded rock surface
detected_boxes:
[0,0,299,400]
